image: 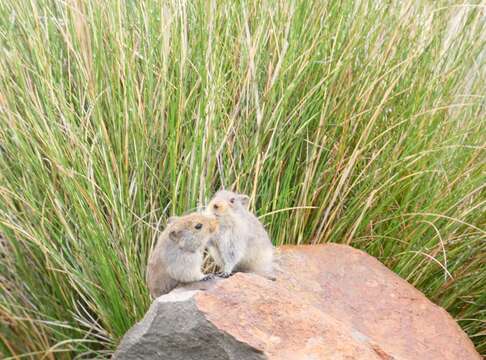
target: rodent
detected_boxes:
[146,212,219,298]
[205,190,275,279]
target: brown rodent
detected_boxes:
[146,212,219,298]
[206,190,274,279]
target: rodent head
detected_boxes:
[206,190,250,221]
[166,213,219,252]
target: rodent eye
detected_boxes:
[195,223,203,230]
[213,204,219,209]
[230,198,235,204]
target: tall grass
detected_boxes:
[0,0,484,358]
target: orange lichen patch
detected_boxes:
[195,244,480,360]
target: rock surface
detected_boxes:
[114,244,480,360]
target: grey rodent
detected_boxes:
[206,190,275,279]
[146,212,219,298]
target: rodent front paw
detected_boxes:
[217,271,232,278]
[202,274,216,281]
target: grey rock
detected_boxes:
[114,245,481,360]
[113,289,266,360]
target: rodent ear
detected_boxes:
[238,194,250,208]
[167,216,179,225]
[169,230,179,241]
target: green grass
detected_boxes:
[0,0,484,358]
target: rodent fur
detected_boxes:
[146,212,219,298]
[206,190,274,279]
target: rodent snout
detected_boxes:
[209,200,227,214]
[210,219,219,233]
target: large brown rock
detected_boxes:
[114,244,480,360]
